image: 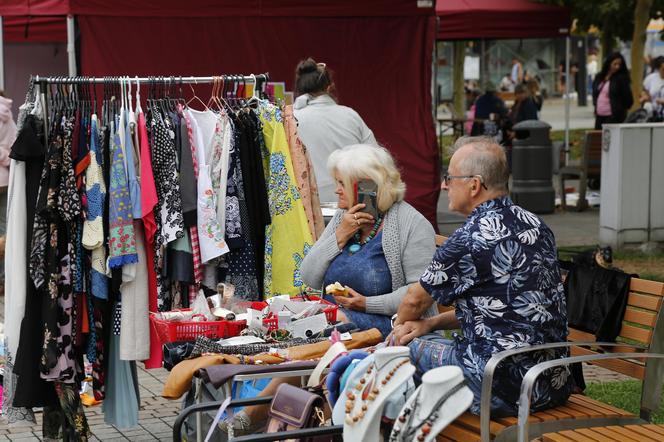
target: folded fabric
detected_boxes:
[286,328,382,361]
[162,354,285,399]
[197,360,319,389]
[162,328,383,399]
[190,335,326,358]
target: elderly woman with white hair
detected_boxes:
[300,144,438,337]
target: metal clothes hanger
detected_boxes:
[186,78,209,111]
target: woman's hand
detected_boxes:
[393,319,433,345]
[333,287,366,312]
[335,204,374,249]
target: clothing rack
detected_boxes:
[31,73,270,85]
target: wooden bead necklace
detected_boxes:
[344,358,410,425]
[348,214,383,254]
[388,380,467,442]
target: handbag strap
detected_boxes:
[204,396,232,442]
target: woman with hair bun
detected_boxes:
[293,57,377,202]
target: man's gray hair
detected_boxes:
[451,136,509,192]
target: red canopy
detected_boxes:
[436,0,570,40]
[1,0,440,225]
[3,16,66,42]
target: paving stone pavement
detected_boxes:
[0,364,182,441]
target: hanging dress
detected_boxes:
[257,103,313,297]
[236,112,271,296]
[4,95,50,421]
[137,107,159,313]
[186,109,229,264]
[179,104,203,306]
[283,105,324,241]
[119,109,150,361]
[83,115,109,300]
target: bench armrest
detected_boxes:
[516,352,664,442]
[480,341,635,442]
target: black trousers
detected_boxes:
[594,113,625,129]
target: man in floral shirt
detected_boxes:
[393,136,572,416]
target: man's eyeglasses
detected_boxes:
[442,174,489,190]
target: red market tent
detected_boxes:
[1,0,440,226]
[436,0,571,40]
[3,16,66,42]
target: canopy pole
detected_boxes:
[564,35,570,164]
[67,15,76,77]
[481,39,486,88]
[0,16,5,91]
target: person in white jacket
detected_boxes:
[0,94,17,290]
[293,58,377,203]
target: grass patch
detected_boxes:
[550,129,588,160]
[556,246,664,283]
[613,249,664,283]
[585,380,664,423]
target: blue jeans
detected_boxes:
[407,332,519,416]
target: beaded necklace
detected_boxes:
[389,380,467,442]
[348,214,383,254]
[344,357,410,425]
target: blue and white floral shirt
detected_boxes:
[420,196,572,413]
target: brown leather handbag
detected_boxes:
[266,383,327,442]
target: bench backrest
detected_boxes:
[496,91,516,102]
[584,130,603,176]
[568,277,664,379]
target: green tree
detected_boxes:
[543,0,663,109]
[544,0,662,53]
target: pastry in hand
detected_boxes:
[325,281,348,297]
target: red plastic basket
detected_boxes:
[150,309,247,343]
[254,296,338,331]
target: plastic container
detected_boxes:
[150,309,247,343]
[256,296,338,331]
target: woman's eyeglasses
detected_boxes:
[442,174,489,190]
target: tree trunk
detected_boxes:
[600,15,614,59]
[453,41,466,119]
[630,0,653,111]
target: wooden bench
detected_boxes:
[436,277,664,441]
[540,423,664,441]
[497,91,516,103]
[559,130,602,211]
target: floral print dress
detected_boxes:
[149,109,185,310]
[257,103,313,297]
[29,111,90,440]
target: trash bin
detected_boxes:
[510,120,555,214]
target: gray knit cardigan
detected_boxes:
[300,201,438,319]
